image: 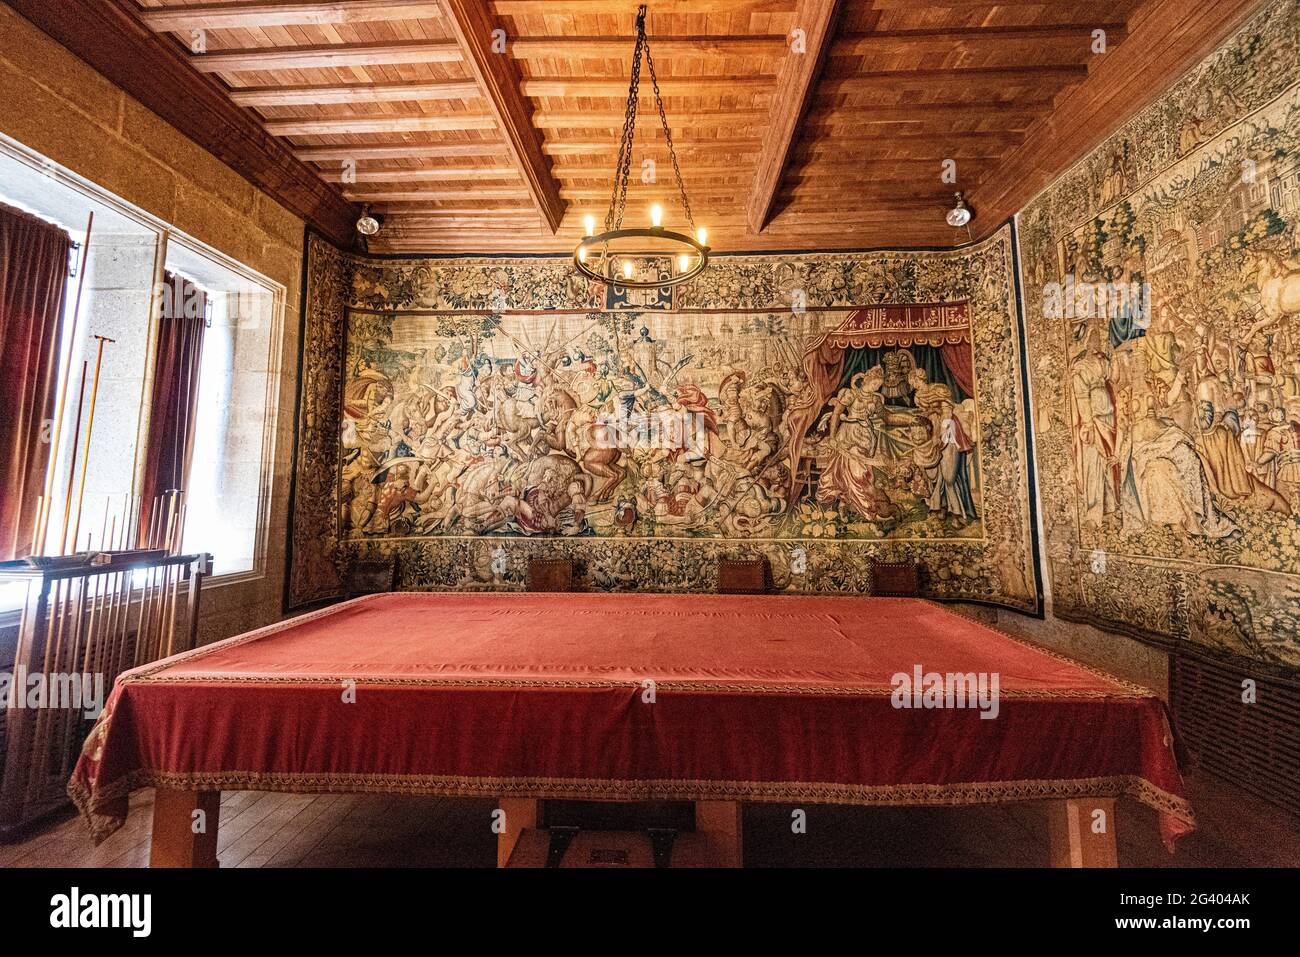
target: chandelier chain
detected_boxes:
[643,35,695,233]
[603,5,696,236]
[607,22,643,233]
[577,3,708,289]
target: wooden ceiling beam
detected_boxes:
[533,110,771,129]
[521,77,773,98]
[559,187,750,200]
[346,189,533,201]
[543,140,762,155]
[371,204,538,214]
[824,64,1088,92]
[383,214,543,223]
[230,81,483,107]
[834,23,1127,54]
[492,1,796,12]
[508,36,787,58]
[868,0,1116,7]
[319,168,521,183]
[806,100,1039,120]
[794,148,1003,161]
[295,143,508,161]
[138,1,445,31]
[534,103,1037,125]
[440,0,565,233]
[264,115,498,136]
[747,0,844,234]
[191,42,463,73]
[799,130,1023,146]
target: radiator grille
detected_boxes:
[1170,653,1300,818]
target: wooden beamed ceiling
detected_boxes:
[16,0,1274,252]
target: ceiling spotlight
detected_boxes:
[356,204,382,236]
[945,192,972,228]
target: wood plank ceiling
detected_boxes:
[23,0,1273,253]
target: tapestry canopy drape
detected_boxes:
[784,304,973,490]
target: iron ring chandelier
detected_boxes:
[572,4,710,290]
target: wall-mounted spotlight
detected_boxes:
[945,192,973,228]
[356,204,382,236]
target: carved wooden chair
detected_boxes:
[869,559,921,597]
[527,558,575,592]
[717,558,773,595]
[344,558,397,599]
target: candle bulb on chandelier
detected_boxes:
[678,254,691,272]
[696,226,708,246]
[650,204,663,228]
[584,215,595,237]
[578,246,587,263]
[622,260,634,280]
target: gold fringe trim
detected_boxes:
[69,769,1195,847]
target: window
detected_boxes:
[167,243,283,578]
[0,135,286,610]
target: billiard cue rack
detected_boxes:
[0,550,212,839]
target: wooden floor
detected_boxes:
[3,770,1295,867]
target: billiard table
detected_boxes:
[69,592,1193,867]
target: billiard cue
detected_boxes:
[33,573,78,786]
[30,495,44,556]
[163,490,177,552]
[70,336,116,554]
[142,554,159,664]
[131,553,153,667]
[109,533,132,679]
[87,536,106,680]
[175,502,187,556]
[157,509,173,657]
[38,211,94,550]
[162,497,184,655]
[145,495,161,551]
[58,361,90,556]
[122,493,136,554]
[105,512,130,677]
[92,514,118,674]
[163,514,181,657]
[80,549,101,684]
[151,494,177,657]
[98,497,110,555]
[152,499,175,658]
[33,495,51,556]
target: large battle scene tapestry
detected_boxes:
[1018,0,1300,675]
[290,227,1040,613]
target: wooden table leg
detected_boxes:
[695,800,744,867]
[150,787,220,868]
[496,797,540,868]
[1047,798,1117,868]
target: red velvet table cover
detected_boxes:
[69,593,1194,848]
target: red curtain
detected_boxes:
[939,340,975,398]
[138,272,206,545]
[0,203,72,560]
